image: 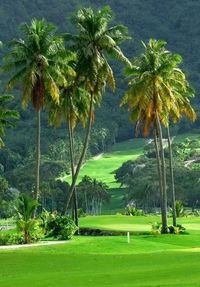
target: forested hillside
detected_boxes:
[1,0,200,205]
[1,0,200,142]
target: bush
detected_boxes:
[175,201,185,217]
[16,219,44,243]
[77,208,85,218]
[126,206,144,216]
[42,212,77,240]
[0,231,24,245]
[15,194,41,243]
[151,222,186,235]
[150,222,161,235]
[168,224,186,234]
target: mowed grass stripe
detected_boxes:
[1,236,200,287]
[65,138,147,188]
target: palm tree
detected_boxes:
[63,6,131,213]
[165,67,196,226]
[15,194,39,243]
[48,84,90,226]
[3,19,66,209]
[0,94,19,148]
[77,176,110,215]
[121,39,195,233]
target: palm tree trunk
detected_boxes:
[67,119,79,227]
[63,93,94,213]
[167,126,176,226]
[154,130,164,221]
[33,110,41,218]
[84,191,88,213]
[155,113,168,233]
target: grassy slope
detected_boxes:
[66,138,147,187]
[78,132,200,187]
[68,132,200,213]
[66,138,147,213]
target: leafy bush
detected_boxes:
[15,194,41,243]
[42,212,77,240]
[0,231,24,245]
[150,222,161,235]
[175,200,185,217]
[16,219,44,243]
[77,208,85,217]
[126,206,144,216]
[168,224,186,234]
[151,222,186,235]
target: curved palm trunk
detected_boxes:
[67,120,79,227]
[155,113,168,233]
[167,126,176,226]
[63,93,94,213]
[33,110,41,218]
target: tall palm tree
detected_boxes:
[121,39,195,233]
[63,6,131,213]
[165,68,196,226]
[3,19,66,210]
[48,83,90,226]
[0,94,19,148]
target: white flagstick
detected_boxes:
[127,232,130,243]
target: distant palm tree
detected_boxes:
[121,39,195,233]
[0,94,19,148]
[63,6,131,212]
[3,19,66,209]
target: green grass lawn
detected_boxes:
[1,215,200,286]
[1,231,200,287]
[79,214,200,233]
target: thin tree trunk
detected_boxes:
[67,119,79,227]
[33,110,41,218]
[167,126,176,226]
[155,113,168,233]
[84,191,88,213]
[63,93,94,213]
[154,130,164,220]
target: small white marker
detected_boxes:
[127,231,130,243]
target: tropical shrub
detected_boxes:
[126,205,144,216]
[168,224,186,234]
[43,212,77,240]
[150,222,162,235]
[15,194,42,243]
[16,218,44,243]
[175,200,185,217]
[0,231,24,245]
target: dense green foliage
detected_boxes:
[0,1,200,219]
[115,137,200,212]
[1,1,200,169]
[0,231,24,245]
[1,0,200,140]
[41,211,77,240]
